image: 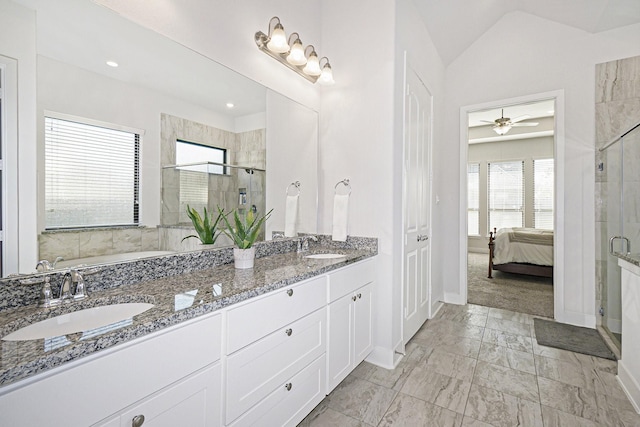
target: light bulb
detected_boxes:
[286,39,307,66]
[266,24,289,53]
[303,51,321,76]
[493,125,511,135]
[319,63,334,85]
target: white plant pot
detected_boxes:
[233,247,255,269]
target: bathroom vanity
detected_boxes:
[0,239,376,426]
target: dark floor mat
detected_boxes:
[534,318,616,360]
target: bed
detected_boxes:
[488,227,553,279]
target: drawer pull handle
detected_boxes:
[286,289,293,297]
[285,328,293,336]
[285,382,292,391]
[357,293,362,299]
[352,295,357,301]
[132,415,145,427]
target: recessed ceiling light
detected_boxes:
[226,103,234,108]
[106,61,119,68]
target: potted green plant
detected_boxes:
[182,205,225,245]
[219,207,272,269]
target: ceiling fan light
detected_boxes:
[493,125,511,135]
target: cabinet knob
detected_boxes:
[352,295,357,301]
[285,382,292,391]
[132,415,145,427]
[285,328,293,336]
[357,293,362,299]
[286,289,293,297]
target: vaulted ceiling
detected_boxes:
[413,0,640,65]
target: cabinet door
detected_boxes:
[327,293,354,392]
[118,363,221,427]
[354,283,373,364]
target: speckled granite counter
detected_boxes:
[0,241,376,388]
[616,252,640,267]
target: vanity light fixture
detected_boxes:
[255,16,334,85]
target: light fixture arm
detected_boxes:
[267,17,282,36]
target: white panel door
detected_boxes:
[402,58,432,344]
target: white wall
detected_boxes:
[0,0,37,274]
[439,11,640,327]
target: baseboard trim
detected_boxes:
[617,361,640,414]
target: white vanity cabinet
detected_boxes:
[0,313,223,427]
[326,259,374,392]
[224,276,327,426]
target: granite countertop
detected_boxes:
[0,248,376,388]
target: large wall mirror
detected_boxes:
[4,0,318,277]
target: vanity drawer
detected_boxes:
[225,308,325,424]
[226,275,326,354]
[228,354,326,427]
[328,258,375,302]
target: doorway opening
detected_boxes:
[459,92,564,318]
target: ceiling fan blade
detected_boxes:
[510,114,531,123]
[480,120,496,124]
[512,122,539,127]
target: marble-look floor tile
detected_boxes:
[474,361,540,402]
[412,332,482,359]
[298,401,370,427]
[378,393,463,426]
[461,416,494,426]
[437,310,488,327]
[540,405,598,427]
[534,355,594,390]
[401,365,472,414]
[486,317,532,337]
[422,318,485,341]
[324,376,397,426]
[488,307,534,325]
[464,384,542,427]
[482,328,533,353]
[537,377,598,421]
[421,348,477,382]
[479,342,536,374]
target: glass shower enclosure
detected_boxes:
[599,122,640,348]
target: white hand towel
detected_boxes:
[332,194,350,242]
[284,194,299,237]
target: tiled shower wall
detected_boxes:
[595,55,640,328]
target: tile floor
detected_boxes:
[299,303,640,426]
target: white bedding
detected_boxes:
[492,227,553,266]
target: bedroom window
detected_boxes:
[467,163,480,235]
[534,158,554,229]
[488,160,524,230]
[45,115,140,229]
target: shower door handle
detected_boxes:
[609,236,631,255]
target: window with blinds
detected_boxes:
[175,140,226,223]
[45,116,139,229]
[488,160,524,230]
[534,158,554,229]
[467,163,480,235]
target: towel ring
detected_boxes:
[334,178,351,195]
[286,181,301,196]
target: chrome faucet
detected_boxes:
[39,269,88,307]
[273,232,285,239]
[297,235,318,253]
[35,256,64,272]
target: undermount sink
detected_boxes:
[2,303,154,341]
[305,253,346,260]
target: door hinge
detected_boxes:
[599,306,605,316]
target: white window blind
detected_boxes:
[45,116,139,229]
[176,140,226,223]
[467,163,480,235]
[534,158,554,230]
[488,161,524,230]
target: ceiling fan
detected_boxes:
[481,109,539,135]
